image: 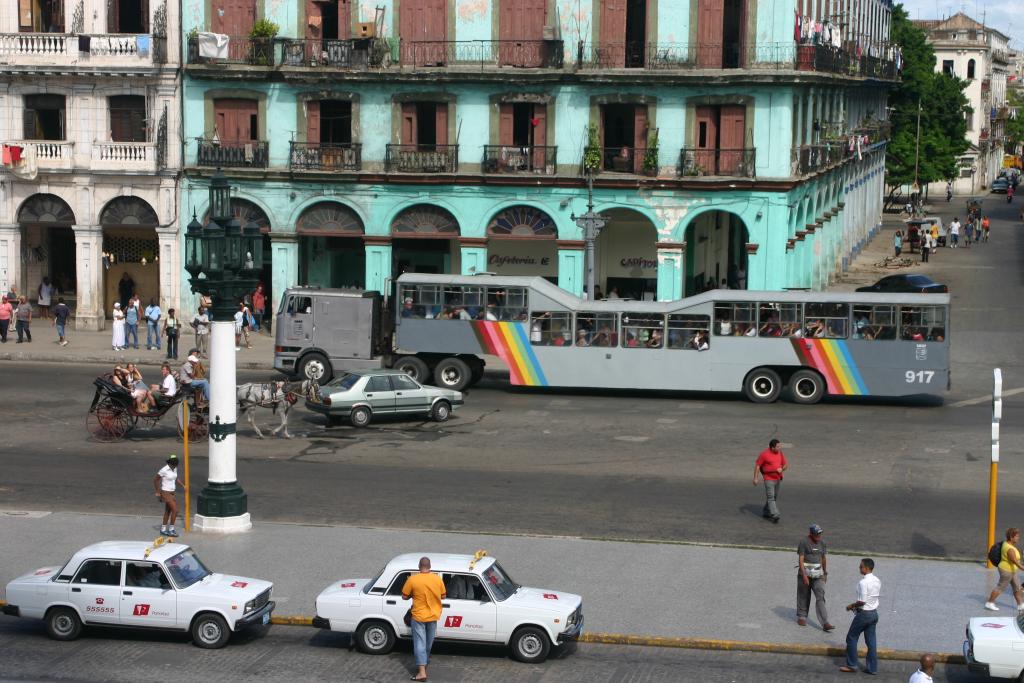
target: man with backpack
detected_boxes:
[986,527,1024,611]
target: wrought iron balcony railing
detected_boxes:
[385,144,458,173]
[195,139,269,168]
[278,38,383,68]
[398,39,564,68]
[289,142,362,171]
[187,35,275,65]
[582,146,651,175]
[482,145,557,175]
[679,148,756,178]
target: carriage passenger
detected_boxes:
[150,364,178,407]
[180,353,210,402]
[123,363,156,412]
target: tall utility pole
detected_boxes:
[912,98,922,204]
[571,171,608,300]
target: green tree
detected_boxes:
[886,5,970,189]
[1006,89,1024,154]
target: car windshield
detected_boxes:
[164,548,212,589]
[326,373,361,391]
[481,562,519,601]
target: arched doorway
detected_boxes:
[296,202,365,288]
[204,198,273,317]
[485,205,557,282]
[390,205,460,277]
[596,208,658,300]
[683,210,748,296]
[17,193,77,305]
[101,196,159,313]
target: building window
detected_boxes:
[214,98,259,142]
[599,103,648,173]
[108,0,149,33]
[967,59,976,79]
[23,94,65,140]
[942,59,955,76]
[109,95,147,142]
[18,0,64,32]
[965,110,973,131]
[401,102,448,148]
[308,100,352,144]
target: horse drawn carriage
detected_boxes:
[87,374,209,442]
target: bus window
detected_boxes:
[667,315,710,350]
[900,305,946,341]
[576,312,617,347]
[714,302,755,336]
[529,312,572,346]
[400,285,441,318]
[757,303,801,337]
[487,287,528,321]
[852,304,896,340]
[621,313,664,348]
[804,303,849,339]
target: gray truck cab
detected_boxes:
[273,287,385,383]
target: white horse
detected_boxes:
[236,380,320,439]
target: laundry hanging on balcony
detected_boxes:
[2,144,37,180]
[198,32,230,59]
[136,35,151,57]
[78,35,91,52]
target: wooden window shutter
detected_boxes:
[18,0,33,31]
[305,0,321,38]
[307,100,321,143]
[23,108,37,139]
[435,103,448,146]
[532,103,547,147]
[108,0,119,32]
[633,105,648,173]
[400,102,417,144]
[498,103,514,146]
[338,0,351,39]
[718,104,746,174]
[140,0,149,32]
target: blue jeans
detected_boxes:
[190,378,210,401]
[410,619,437,667]
[147,320,160,349]
[845,609,878,673]
[56,323,65,340]
[125,322,138,348]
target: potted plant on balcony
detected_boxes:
[642,129,660,176]
[250,19,279,66]
[583,124,602,174]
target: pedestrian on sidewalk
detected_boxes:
[163,308,179,360]
[192,305,210,357]
[0,295,12,343]
[14,296,32,343]
[753,439,787,523]
[36,276,54,319]
[982,215,990,243]
[153,454,183,537]
[52,297,70,346]
[985,527,1024,611]
[949,218,960,248]
[125,298,140,349]
[921,233,931,262]
[839,558,880,675]
[893,230,903,257]
[909,653,935,682]
[234,302,251,350]
[402,556,446,682]
[252,282,266,333]
[145,298,162,351]
[797,523,834,631]
[112,302,126,350]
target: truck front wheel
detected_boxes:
[299,352,332,385]
[394,355,430,383]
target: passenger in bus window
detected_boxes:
[689,330,710,351]
[646,329,663,348]
[929,327,945,341]
[456,308,473,321]
[827,319,847,338]
[718,315,732,336]
[484,303,499,321]
[576,330,590,347]
[805,319,826,338]
[401,298,418,318]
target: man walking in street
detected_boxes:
[145,298,162,351]
[949,217,960,248]
[985,527,1024,611]
[402,557,446,682]
[153,455,183,537]
[52,297,70,346]
[753,439,787,523]
[840,558,881,674]
[908,653,935,682]
[798,523,834,631]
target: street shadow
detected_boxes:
[740,503,768,519]
[910,531,947,557]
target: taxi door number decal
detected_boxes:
[982,623,1006,628]
[340,582,356,588]
[133,604,151,616]
[543,593,558,600]
[95,598,104,605]
[444,616,463,628]
[231,581,249,588]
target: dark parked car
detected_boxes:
[855,274,948,293]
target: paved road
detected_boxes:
[0,618,984,683]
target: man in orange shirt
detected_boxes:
[753,438,788,523]
[402,557,446,682]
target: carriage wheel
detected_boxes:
[87,401,131,442]
[177,404,209,441]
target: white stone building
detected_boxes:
[914,13,1010,195]
[0,0,181,330]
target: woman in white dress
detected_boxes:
[111,302,126,350]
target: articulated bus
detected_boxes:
[391,274,949,403]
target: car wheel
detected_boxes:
[789,369,825,404]
[393,356,430,384]
[431,399,451,422]
[433,357,471,392]
[191,612,231,649]
[349,406,372,428]
[355,619,395,655]
[743,368,782,404]
[510,625,551,663]
[45,606,82,641]
[299,352,332,385]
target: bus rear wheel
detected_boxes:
[744,368,782,404]
[789,369,825,404]
[434,357,471,391]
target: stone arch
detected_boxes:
[100,196,158,227]
[296,201,365,236]
[486,205,557,238]
[682,209,750,295]
[296,201,366,288]
[484,205,558,279]
[390,204,461,277]
[391,204,460,236]
[596,207,659,300]
[202,198,271,233]
[17,193,76,226]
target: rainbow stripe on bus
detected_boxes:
[471,322,549,387]
[791,338,868,395]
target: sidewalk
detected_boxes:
[0,510,995,656]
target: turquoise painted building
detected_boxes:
[181,0,896,311]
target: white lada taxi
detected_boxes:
[313,551,583,663]
[2,539,274,649]
[965,614,1024,678]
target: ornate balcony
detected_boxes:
[385,144,458,173]
[91,141,158,172]
[289,142,362,171]
[791,143,849,175]
[7,140,74,170]
[482,145,557,175]
[278,38,383,68]
[0,32,165,66]
[195,139,269,168]
[187,35,274,65]
[583,146,650,175]
[679,148,756,178]
[398,40,564,68]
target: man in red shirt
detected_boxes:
[753,439,788,523]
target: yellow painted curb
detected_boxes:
[271,615,314,626]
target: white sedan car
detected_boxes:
[965,615,1024,678]
[313,552,583,663]
[2,539,274,649]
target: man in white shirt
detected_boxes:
[949,218,961,248]
[150,363,177,404]
[908,653,934,682]
[840,558,881,674]
[152,455,183,537]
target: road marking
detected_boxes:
[0,510,52,518]
[951,387,1024,407]
[615,436,650,443]
[656,418,677,424]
